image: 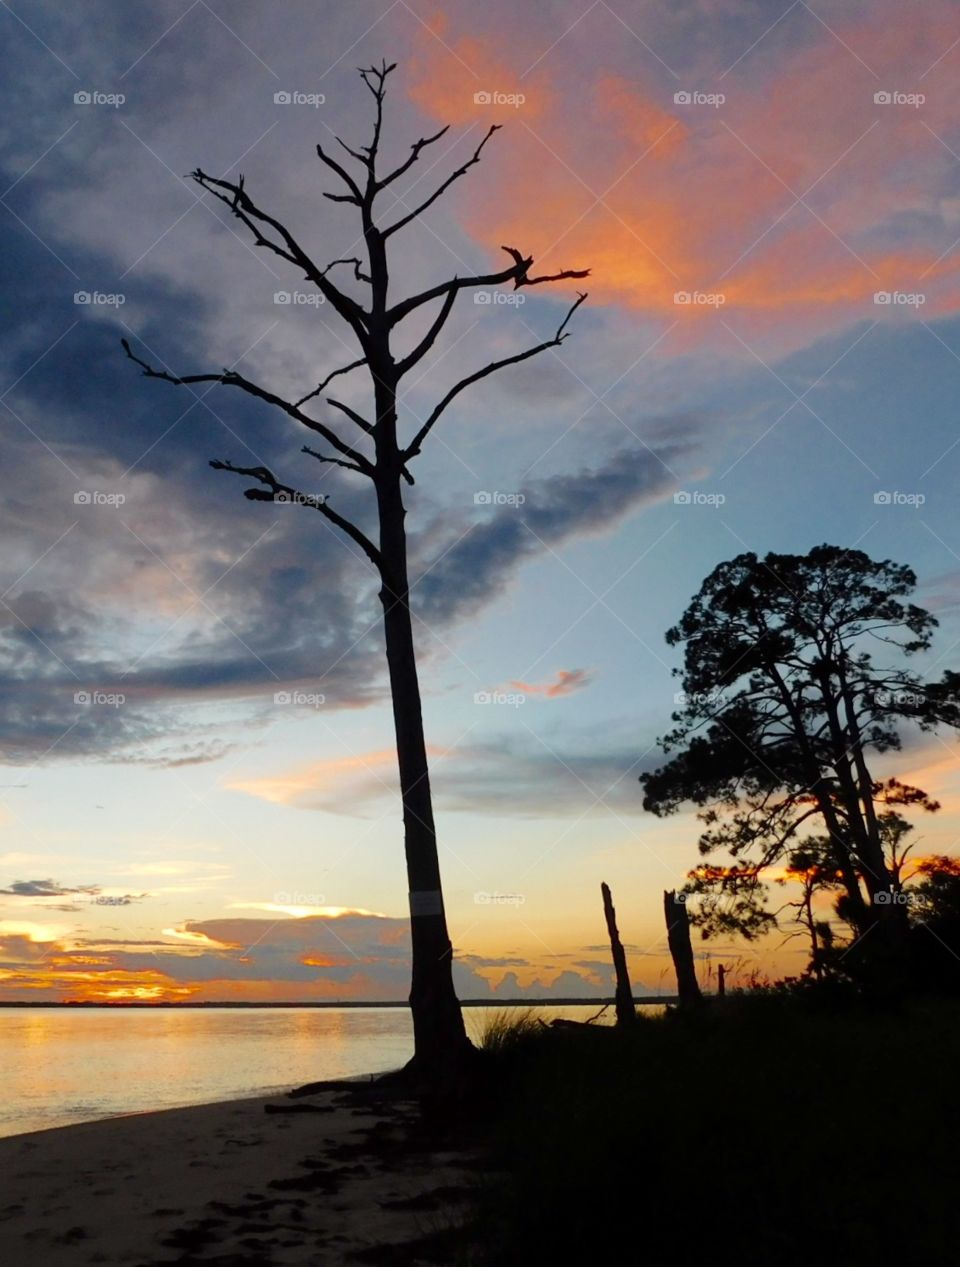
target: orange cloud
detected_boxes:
[226,747,399,806]
[404,3,960,352]
[226,745,447,810]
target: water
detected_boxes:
[0,1004,615,1137]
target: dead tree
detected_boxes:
[122,61,588,1080]
[664,890,702,1007]
[601,882,636,1027]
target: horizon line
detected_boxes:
[0,996,679,1009]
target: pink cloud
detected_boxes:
[509,668,592,698]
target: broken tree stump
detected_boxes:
[664,890,703,1007]
[601,881,636,1027]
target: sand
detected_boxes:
[0,1080,485,1264]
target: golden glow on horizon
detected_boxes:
[0,920,66,942]
[228,903,387,919]
[160,927,229,947]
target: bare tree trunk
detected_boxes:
[664,890,702,1007]
[123,63,589,1081]
[717,963,726,997]
[601,882,635,1027]
[376,477,471,1070]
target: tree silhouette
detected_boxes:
[641,545,960,984]
[123,61,588,1078]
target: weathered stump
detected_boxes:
[663,890,703,1007]
[601,881,636,1027]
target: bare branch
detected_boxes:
[122,338,374,473]
[322,397,413,484]
[377,125,451,190]
[382,125,502,237]
[321,257,372,284]
[403,292,588,460]
[388,244,590,326]
[394,286,457,377]
[335,135,370,167]
[315,144,363,204]
[554,292,588,338]
[501,244,593,289]
[209,459,382,570]
[358,60,395,169]
[294,358,366,409]
[299,441,414,487]
[192,169,369,340]
[326,396,374,435]
[300,445,369,476]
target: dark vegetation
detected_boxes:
[470,993,960,1266]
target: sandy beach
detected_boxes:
[0,1080,484,1265]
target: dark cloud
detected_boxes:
[262,730,656,818]
[0,935,52,965]
[457,953,529,969]
[0,877,147,904]
[412,446,683,626]
[489,969,609,999]
[0,878,96,897]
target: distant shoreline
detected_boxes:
[0,997,676,1009]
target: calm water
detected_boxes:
[0,1005,610,1137]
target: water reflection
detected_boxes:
[0,1004,652,1137]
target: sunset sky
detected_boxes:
[2,0,960,1002]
